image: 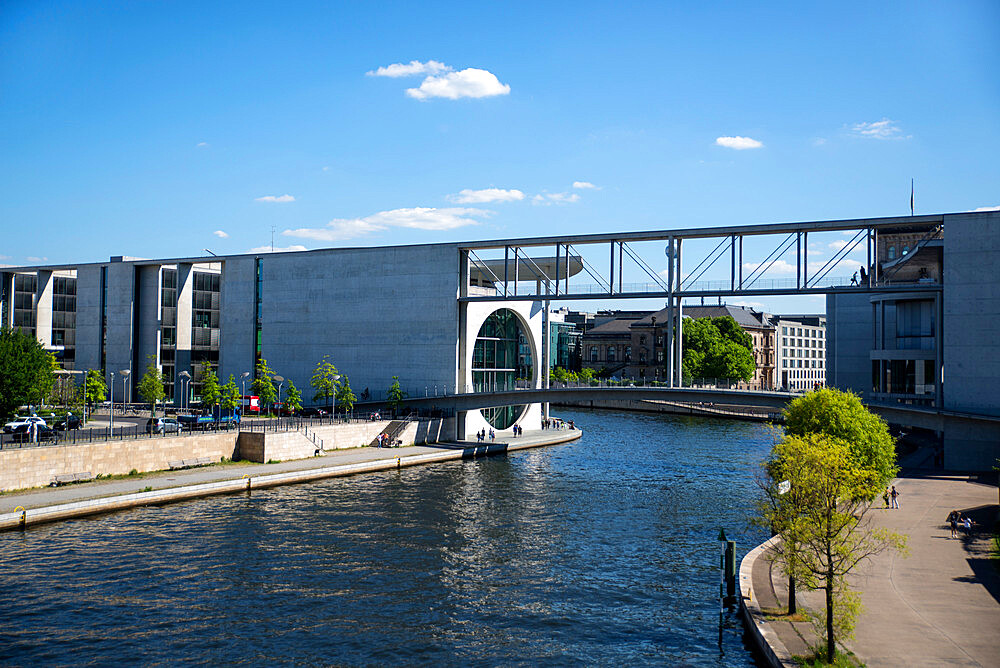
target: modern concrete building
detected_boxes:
[0,244,577,440]
[773,315,826,391]
[826,211,1000,469]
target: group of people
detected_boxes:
[947,510,975,539]
[475,429,495,443]
[374,432,397,448]
[850,267,870,286]
[882,485,900,509]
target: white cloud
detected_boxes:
[213,230,229,239]
[26,256,48,263]
[972,205,1000,212]
[448,188,524,204]
[729,300,765,309]
[532,192,580,205]
[367,60,451,78]
[850,118,907,140]
[572,181,598,190]
[406,68,510,100]
[742,257,864,276]
[812,137,827,146]
[829,240,848,251]
[283,207,488,242]
[322,166,331,172]
[196,141,208,147]
[255,194,296,203]
[715,136,763,150]
[247,245,308,253]
[743,259,797,274]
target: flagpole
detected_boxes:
[910,178,914,216]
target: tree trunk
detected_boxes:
[826,565,835,661]
[788,574,796,615]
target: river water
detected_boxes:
[0,408,773,666]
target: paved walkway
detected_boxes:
[0,429,577,515]
[752,474,999,666]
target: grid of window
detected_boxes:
[51,276,77,367]
[472,309,528,429]
[13,274,37,336]
[778,322,826,389]
[191,271,221,400]
[160,268,178,402]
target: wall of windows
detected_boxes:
[191,271,221,400]
[473,308,529,429]
[13,274,36,336]
[160,268,178,402]
[51,276,77,367]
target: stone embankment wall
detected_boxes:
[554,398,782,422]
[0,433,239,492]
[0,419,456,491]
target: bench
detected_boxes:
[171,457,215,470]
[50,471,94,486]
[169,460,186,470]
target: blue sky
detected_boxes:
[2,1,998,313]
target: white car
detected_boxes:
[3,415,47,433]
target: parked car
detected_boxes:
[146,417,183,434]
[9,423,59,443]
[299,407,329,418]
[3,415,47,433]
[54,414,82,430]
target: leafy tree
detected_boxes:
[762,434,906,662]
[0,327,56,421]
[336,375,356,415]
[578,367,596,383]
[199,363,221,410]
[784,388,897,496]
[251,358,278,414]
[84,369,107,412]
[285,379,303,414]
[136,355,166,417]
[310,355,341,411]
[386,376,406,415]
[221,374,241,412]
[682,316,755,383]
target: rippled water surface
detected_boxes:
[0,408,771,666]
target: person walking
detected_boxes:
[890,485,900,509]
[948,510,960,539]
[851,271,858,286]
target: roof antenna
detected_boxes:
[271,226,275,253]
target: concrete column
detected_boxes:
[543,298,550,421]
[675,297,684,387]
[35,270,53,347]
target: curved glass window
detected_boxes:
[473,309,530,429]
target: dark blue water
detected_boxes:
[0,408,771,666]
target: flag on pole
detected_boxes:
[910,178,914,215]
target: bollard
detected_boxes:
[242,474,252,492]
[15,506,26,530]
[724,540,737,605]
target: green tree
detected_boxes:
[84,369,107,413]
[251,358,278,414]
[762,434,906,662]
[783,388,897,496]
[682,316,755,383]
[0,327,56,421]
[311,356,341,411]
[136,355,166,417]
[578,367,596,383]
[386,376,406,415]
[285,379,303,414]
[199,363,221,410]
[336,375,356,415]
[221,374,241,412]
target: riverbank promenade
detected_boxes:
[0,428,581,527]
[748,473,1000,666]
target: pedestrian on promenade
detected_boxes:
[948,510,960,538]
[963,516,974,536]
[489,429,495,442]
[851,271,858,285]
[890,485,900,509]
[883,488,890,508]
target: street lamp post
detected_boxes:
[333,374,341,420]
[121,369,131,415]
[272,375,284,417]
[178,371,191,412]
[109,371,115,434]
[240,371,250,415]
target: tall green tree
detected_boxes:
[251,358,278,414]
[783,388,897,496]
[0,327,56,421]
[310,355,341,410]
[285,379,303,414]
[136,355,166,417]
[762,434,906,662]
[336,375,356,415]
[221,374,241,412]
[84,369,107,413]
[386,376,406,416]
[682,316,755,383]
[199,363,222,410]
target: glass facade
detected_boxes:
[191,271,221,400]
[13,273,37,336]
[473,308,529,429]
[51,276,77,368]
[160,268,178,401]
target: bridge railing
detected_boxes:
[451,378,791,395]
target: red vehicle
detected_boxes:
[241,395,261,413]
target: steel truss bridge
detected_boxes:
[457,213,944,389]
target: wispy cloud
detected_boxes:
[850,118,908,140]
[26,256,48,263]
[255,194,295,203]
[572,181,599,190]
[742,257,863,275]
[196,141,208,148]
[972,205,1000,212]
[448,188,524,204]
[283,207,488,242]
[247,245,308,253]
[367,60,450,78]
[715,136,763,150]
[214,230,229,239]
[532,192,580,205]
